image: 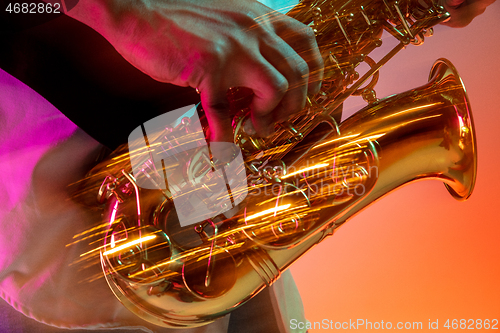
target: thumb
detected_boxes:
[199,86,234,143]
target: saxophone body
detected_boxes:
[81,0,477,328]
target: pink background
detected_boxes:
[291,2,500,331]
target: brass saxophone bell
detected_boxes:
[339,58,476,203]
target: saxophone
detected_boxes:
[78,0,477,328]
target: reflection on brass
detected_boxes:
[74,0,477,329]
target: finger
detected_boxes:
[442,3,478,27]
[261,39,309,122]
[198,78,234,143]
[442,8,475,27]
[441,0,492,27]
[200,54,288,140]
[242,58,289,137]
[275,20,324,95]
[304,39,324,95]
[445,0,465,7]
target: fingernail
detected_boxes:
[243,119,256,135]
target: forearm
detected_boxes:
[63,0,143,47]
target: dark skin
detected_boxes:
[64,0,324,142]
[61,0,494,142]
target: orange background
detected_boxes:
[291,2,500,331]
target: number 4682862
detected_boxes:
[5,2,61,14]
[444,319,498,329]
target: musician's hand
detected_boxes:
[441,0,496,27]
[66,0,323,142]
